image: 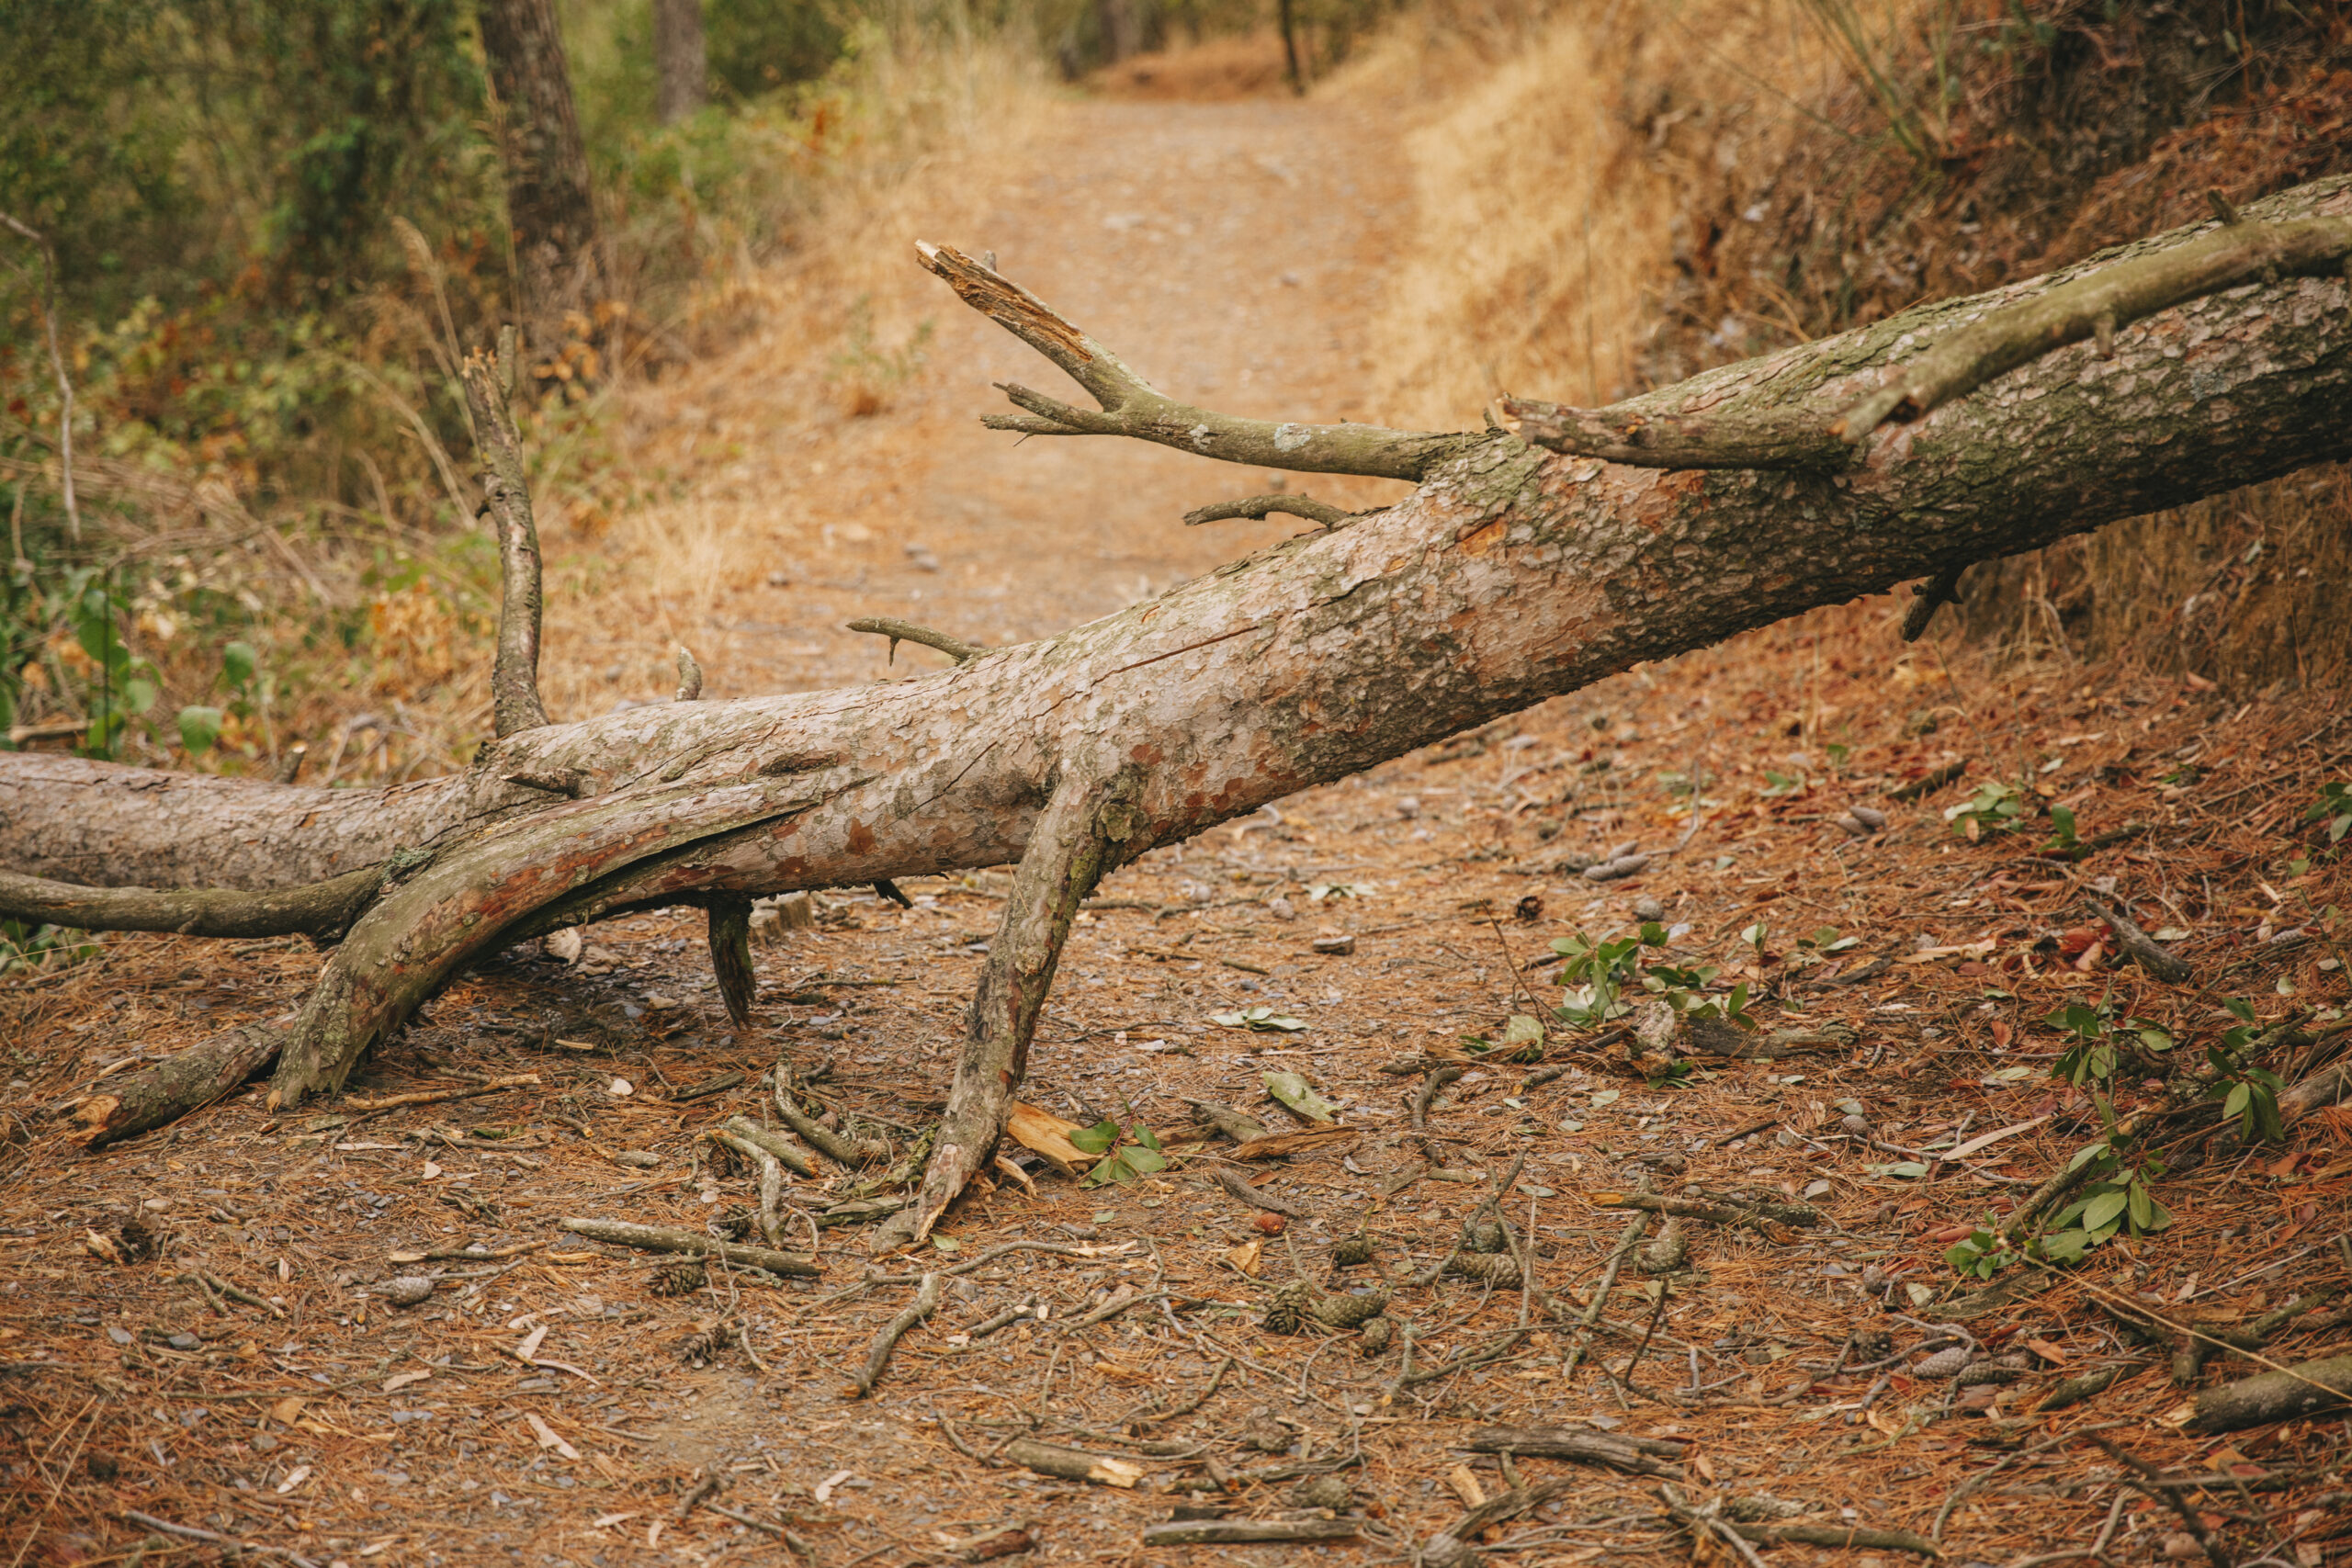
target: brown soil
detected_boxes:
[6,66,2352,1568]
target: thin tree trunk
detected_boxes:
[652,0,707,125]
[478,0,605,324]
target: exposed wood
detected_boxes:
[458,331,549,739]
[67,1025,283,1149]
[1463,1424,1687,1478]
[1140,1518,1357,1545]
[1229,1126,1362,1161]
[1000,1438,1146,1488]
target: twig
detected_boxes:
[1562,1198,1649,1382]
[844,617,988,664]
[2086,897,2193,984]
[557,1217,820,1277]
[341,1073,539,1111]
[853,1271,943,1397]
[1182,494,1355,529]
[2092,1437,2229,1568]
[118,1511,322,1568]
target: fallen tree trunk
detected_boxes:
[6,180,2348,1226]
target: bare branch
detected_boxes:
[1899,565,1965,642]
[916,242,1487,481]
[1502,398,1849,470]
[0,865,380,940]
[1833,213,2352,442]
[844,616,988,664]
[458,328,550,737]
[1182,494,1355,529]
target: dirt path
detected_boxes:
[580,92,1416,706]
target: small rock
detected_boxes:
[166,1333,200,1350]
[1834,814,1871,836]
[376,1276,435,1307]
[1632,896,1665,921]
[1395,796,1420,820]
[1267,897,1297,922]
[615,1149,660,1168]
[2162,1535,2208,1562]
[250,1433,278,1453]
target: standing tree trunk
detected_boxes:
[5,179,2348,1230]
[478,0,605,325]
[652,0,707,125]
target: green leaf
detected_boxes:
[1876,1161,1929,1179]
[1502,1014,1544,1051]
[2225,998,2256,1023]
[2040,1229,2091,1263]
[1133,1122,1165,1153]
[1122,1145,1168,1177]
[2126,1180,2157,1232]
[177,705,223,757]
[931,1235,961,1253]
[2080,1190,2130,1233]
[222,641,258,690]
[1263,1071,1336,1123]
[1069,1118,1121,1155]
[1589,1089,1620,1107]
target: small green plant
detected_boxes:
[1759,767,1806,798]
[1070,1115,1167,1188]
[1944,779,2024,840]
[2206,998,2287,1143]
[1947,1129,2171,1279]
[2305,782,2352,847]
[0,919,102,976]
[2044,998,2173,1088]
[177,638,264,759]
[1549,922,1755,1033]
[2042,804,2081,854]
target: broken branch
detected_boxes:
[845,616,989,664]
[556,1217,820,1277]
[852,1270,942,1397]
[458,329,549,737]
[1182,494,1355,529]
[0,864,382,941]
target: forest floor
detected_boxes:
[6,44,2352,1568]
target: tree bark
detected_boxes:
[477,0,605,323]
[6,176,2349,1168]
[652,0,707,125]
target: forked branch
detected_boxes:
[845,617,989,664]
[459,328,551,738]
[914,242,1486,481]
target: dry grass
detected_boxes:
[1346,0,1838,427]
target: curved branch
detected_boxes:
[1832,213,2352,441]
[459,329,550,737]
[845,616,988,664]
[1899,565,1966,642]
[0,865,381,939]
[1182,494,1355,529]
[916,241,1485,481]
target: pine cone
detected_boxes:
[1330,1232,1375,1268]
[1444,1251,1522,1288]
[1913,1345,1973,1380]
[1310,1285,1392,1329]
[1291,1474,1353,1510]
[116,1219,159,1264]
[1261,1280,1313,1336]
[675,1323,731,1366]
[1635,1217,1689,1274]
[651,1260,709,1298]
[1464,1217,1508,1254]
[711,1209,757,1242]
[1357,1316,1395,1355]
[704,1142,740,1180]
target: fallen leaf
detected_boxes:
[2023,1337,2069,1366]
[814,1469,854,1506]
[606,1077,633,1098]
[1225,1238,1263,1277]
[275,1463,311,1495]
[422,1160,442,1180]
[1006,1102,1090,1175]
[1263,1070,1336,1123]
[514,1324,549,1362]
[381,1370,432,1393]
[1445,1463,1487,1508]
[1867,1407,1904,1438]
[269,1397,307,1427]
[82,1229,122,1266]
[524,1411,581,1461]
[592,1513,637,1529]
